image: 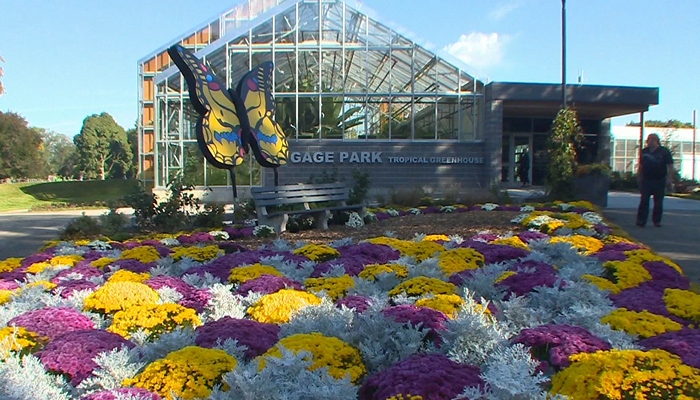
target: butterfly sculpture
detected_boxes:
[167,44,289,200]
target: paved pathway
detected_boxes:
[604,192,700,282]
[0,210,115,259]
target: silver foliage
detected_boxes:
[479,343,550,399]
[0,354,72,400]
[75,347,145,397]
[135,327,197,364]
[156,287,184,304]
[441,309,511,365]
[280,298,356,343]
[181,272,221,289]
[200,284,247,322]
[212,348,357,400]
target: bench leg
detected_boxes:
[311,210,331,230]
[258,214,289,235]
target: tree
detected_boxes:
[0,111,45,179]
[126,127,138,179]
[626,119,693,129]
[547,108,583,200]
[35,128,76,178]
[74,113,133,180]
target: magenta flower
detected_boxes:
[0,279,20,290]
[336,295,371,313]
[80,387,161,400]
[51,265,104,284]
[235,274,302,295]
[640,329,700,368]
[195,317,279,359]
[145,275,211,313]
[517,230,550,243]
[53,279,99,298]
[383,305,448,345]
[359,353,484,400]
[36,329,134,385]
[511,324,611,368]
[8,307,95,340]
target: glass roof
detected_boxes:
[154,0,481,98]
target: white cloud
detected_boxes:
[489,1,522,21]
[443,32,510,72]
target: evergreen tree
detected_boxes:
[74,113,133,180]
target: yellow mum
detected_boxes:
[415,294,465,318]
[91,257,116,269]
[387,395,423,400]
[259,333,365,383]
[119,246,162,263]
[0,290,13,305]
[108,269,150,283]
[437,248,484,276]
[550,349,700,399]
[229,264,283,284]
[0,258,22,273]
[625,249,685,275]
[0,326,47,359]
[583,260,653,294]
[495,271,517,284]
[109,303,201,339]
[422,234,450,242]
[247,289,322,324]
[359,263,409,281]
[601,308,682,338]
[84,281,160,313]
[389,276,457,298]
[25,280,56,291]
[124,346,237,400]
[293,244,340,262]
[664,288,700,323]
[492,236,529,250]
[304,275,355,300]
[401,241,445,262]
[550,235,604,254]
[171,245,222,262]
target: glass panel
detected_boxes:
[234,154,262,186]
[389,97,411,139]
[413,49,436,94]
[502,137,510,163]
[297,94,319,139]
[298,3,320,45]
[320,97,346,139]
[229,49,251,87]
[298,50,320,91]
[251,18,274,45]
[503,117,531,133]
[533,118,552,133]
[275,50,296,92]
[343,99,367,139]
[251,50,273,68]
[532,134,548,186]
[182,142,204,186]
[366,50,391,93]
[501,166,510,182]
[458,98,477,141]
[436,98,458,140]
[321,50,344,91]
[344,49,367,93]
[205,163,228,186]
[414,98,436,140]
[274,8,297,45]
[275,96,296,139]
[371,98,390,140]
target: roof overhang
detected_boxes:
[485,82,659,120]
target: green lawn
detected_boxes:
[0,180,140,212]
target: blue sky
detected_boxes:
[0,0,698,137]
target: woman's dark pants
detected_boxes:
[636,179,666,225]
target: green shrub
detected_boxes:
[194,203,226,228]
[348,168,371,205]
[389,186,429,207]
[99,209,129,236]
[547,108,584,201]
[60,215,102,240]
[610,171,639,191]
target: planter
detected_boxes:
[574,174,610,208]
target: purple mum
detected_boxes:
[8,307,94,340]
[81,388,161,400]
[512,324,611,368]
[36,329,134,385]
[51,265,104,284]
[359,353,484,400]
[643,261,690,290]
[383,305,448,345]
[145,275,211,313]
[336,295,371,313]
[517,230,550,243]
[53,279,99,298]
[195,317,280,359]
[235,274,302,295]
[640,328,700,368]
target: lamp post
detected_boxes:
[561,0,567,109]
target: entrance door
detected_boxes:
[502,134,532,186]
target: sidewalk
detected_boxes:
[604,191,700,282]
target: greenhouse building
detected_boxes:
[137,0,659,201]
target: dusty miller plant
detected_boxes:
[211,348,357,400]
[75,347,145,397]
[477,343,551,399]
[0,354,72,400]
[200,283,247,322]
[135,327,197,364]
[280,298,356,343]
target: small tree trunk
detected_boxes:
[100,158,106,180]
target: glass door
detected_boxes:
[502,134,533,186]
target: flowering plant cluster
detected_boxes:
[0,202,699,399]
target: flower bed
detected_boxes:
[0,201,699,399]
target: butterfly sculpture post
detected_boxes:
[167,44,289,202]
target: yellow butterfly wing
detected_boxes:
[168,45,247,168]
[237,62,289,167]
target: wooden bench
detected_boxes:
[250,183,366,234]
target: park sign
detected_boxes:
[289,151,484,165]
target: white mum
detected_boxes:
[581,212,603,224]
[345,212,365,228]
[481,203,499,211]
